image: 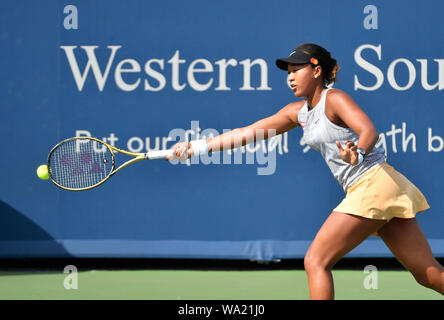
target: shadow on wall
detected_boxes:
[0,200,70,257]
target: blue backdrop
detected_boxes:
[1,0,443,260]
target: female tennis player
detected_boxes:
[167,43,444,300]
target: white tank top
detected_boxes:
[297,88,386,191]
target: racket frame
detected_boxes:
[47,136,170,191]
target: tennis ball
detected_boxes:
[36,164,49,180]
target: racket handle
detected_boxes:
[146,149,173,160]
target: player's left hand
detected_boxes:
[336,140,359,165]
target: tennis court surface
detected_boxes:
[1,268,443,300]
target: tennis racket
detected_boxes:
[47,136,173,191]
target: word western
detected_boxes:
[60,46,271,92]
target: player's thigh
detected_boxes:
[378,218,443,275]
[305,211,387,269]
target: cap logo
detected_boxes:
[289,50,297,57]
[310,57,319,65]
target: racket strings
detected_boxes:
[49,139,114,190]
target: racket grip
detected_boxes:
[146,149,174,160]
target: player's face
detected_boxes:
[287,64,315,98]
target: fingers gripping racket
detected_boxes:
[47,137,173,191]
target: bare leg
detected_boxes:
[304,211,387,300]
[379,218,444,294]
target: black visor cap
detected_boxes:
[276,49,311,71]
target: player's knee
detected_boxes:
[412,270,441,291]
[413,272,432,288]
[412,268,444,293]
[304,251,331,273]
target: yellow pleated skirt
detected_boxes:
[334,161,430,222]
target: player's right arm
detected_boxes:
[206,101,304,153]
[167,101,305,160]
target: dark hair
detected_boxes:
[296,43,339,85]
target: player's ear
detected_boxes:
[313,65,322,79]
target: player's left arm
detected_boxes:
[327,89,379,156]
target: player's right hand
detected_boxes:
[165,142,192,161]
